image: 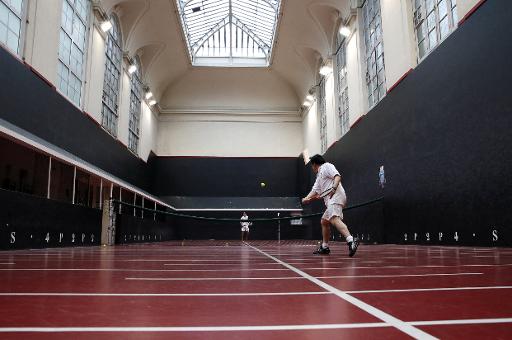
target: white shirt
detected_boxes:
[240,215,249,228]
[309,163,347,207]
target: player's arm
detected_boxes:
[329,175,341,198]
[303,173,322,204]
[302,190,320,204]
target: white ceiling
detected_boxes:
[100,0,352,113]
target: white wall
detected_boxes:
[457,0,482,21]
[117,70,131,146]
[301,101,321,157]
[83,27,106,122]
[324,73,337,149]
[23,0,62,84]
[380,0,417,90]
[345,30,365,127]
[139,103,158,160]
[157,113,302,157]
[161,68,299,112]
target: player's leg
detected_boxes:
[330,215,359,257]
[330,216,350,238]
[313,218,331,254]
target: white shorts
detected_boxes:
[241,226,249,232]
[322,204,343,221]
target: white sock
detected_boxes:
[322,242,328,248]
[346,236,353,243]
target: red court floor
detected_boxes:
[0,240,511,339]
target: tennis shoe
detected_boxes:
[348,238,359,257]
[313,245,330,255]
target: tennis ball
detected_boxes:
[260,182,266,187]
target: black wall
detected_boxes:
[115,213,177,244]
[150,157,300,197]
[0,47,151,191]
[0,189,101,249]
[322,0,512,246]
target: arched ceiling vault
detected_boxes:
[97,0,352,113]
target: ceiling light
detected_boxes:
[145,92,153,100]
[306,94,314,101]
[339,26,351,37]
[319,65,332,76]
[149,99,157,106]
[100,20,112,33]
[319,59,333,76]
[128,64,137,74]
[303,100,312,107]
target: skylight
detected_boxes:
[176,0,282,67]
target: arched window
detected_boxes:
[413,0,458,60]
[101,14,122,136]
[0,0,25,55]
[57,0,90,106]
[128,57,142,154]
[362,0,386,109]
[335,33,349,138]
[319,77,327,154]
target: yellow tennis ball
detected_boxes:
[260,182,266,187]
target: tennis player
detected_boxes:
[302,154,359,256]
[240,212,250,241]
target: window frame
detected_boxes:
[0,0,27,57]
[56,0,91,108]
[413,0,458,62]
[362,0,386,110]
[100,14,123,137]
[318,76,327,154]
[128,57,142,155]
[335,34,350,138]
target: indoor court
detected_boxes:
[1,241,512,339]
[1,0,511,339]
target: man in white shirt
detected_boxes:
[302,154,359,256]
[240,212,251,241]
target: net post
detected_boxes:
[277,212,281,244]
[101,199,116,246]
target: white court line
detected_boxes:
[248,244,437,340]
[317,273,483,279]
[0,268,287,272]
[346,286,512,294]
[0,292,331,297]
[124,273,481,281]
[3,286,510,297]
[125,277,303,281]
[0,318,511,333]
[299,264,512,269]
[157,263,281,267]
[126,259,276,262]
[409,318,512,326]
[0,323,389,332]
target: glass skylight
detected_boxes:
[176,0,281,67]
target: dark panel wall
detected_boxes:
[115,213,177,244]
[150,157,300,197]
[322,0,512,246]
[0,47,150,190]
[0,189,101,249]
